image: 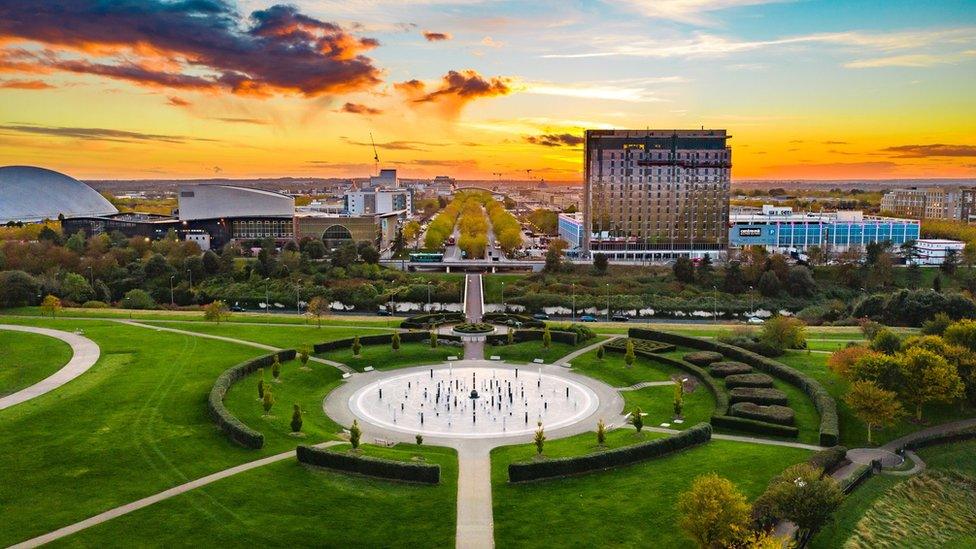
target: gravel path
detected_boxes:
[0,324,100,411]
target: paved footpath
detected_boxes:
[9,441,343,549]
[115,320,353,374]
[0,324,101,411]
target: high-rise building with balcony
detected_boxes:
[582,129,731,261]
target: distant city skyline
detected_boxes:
[0,1,974,181]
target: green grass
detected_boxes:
[57,444,458,547]
[321,341,459,371]
[810,474,905,549]
[482,274,524,304]
[622,384,714,430]
[570,348,674,387]
[491,435,811,548]
[0,329,73,396]
[1,306,397,327]
[140,320,388,350]
[484,340,581,364]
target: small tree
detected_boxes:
[290,404,303,433]
[624,339,636,367]
[534,423,546,455]
[349,420,362,449]
[759,315,806,351]
[827,346,876,379]
[677,473,751,549]
[203,300,230,323]
[673,380,684,418]
[40,294,61,318]
[762,463,843,539]
[844,380,903,444]
[628,406,644,432]
[271,354,281,381]
[298,346,310,370]
[933,274,943,293]
[416,434,424,446]
[596,345,605,360]
[869,329,902,355]
[507,327,514,345]
[542,325,552,350]
[898,347,965,420]
[757,270,781,297]
[257,368,265,399]
[596,418,607,446]
[391,331,401,352]
[307,295,328,328]
[262,386,275,415]
[352,335,362,357]
[673,256,696,284]
[593,252,608,274]
[429,330,438,348]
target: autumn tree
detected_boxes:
[534,423,545,455]
[898,347,965,420]
[391,331,401,352]
[203,300,229,323]
[677,473,751,549]
[759,463,843,538]
[307,296,329,328]
[844,380,903,444]
[624,339,636,367]
[40,294,61,318]
[827,346,876,379]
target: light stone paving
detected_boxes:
[0,324,101,411]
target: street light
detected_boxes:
[606,283,610,322]
[426,281,432,312]
[501,281,506,313]
[169,275,175,307]
[712,285,717,322]
[86,266,94,288]
[572,283,576,322]
[186,268,193,288]
[264,278,270,322]
[296,285,301,316]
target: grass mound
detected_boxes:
[725,373,775,389]
[707,361,753,377]
[847,470,976,548]
[682,351,724,367]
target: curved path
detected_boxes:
[0,324,100,411]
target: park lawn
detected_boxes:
[491,435,811,548]
[0,306,397,327]
[321,341,459,371]
[140,320,387,350]
[224,358,346,448]
[622,384,714,430]
[482,273,524,304]
[0,329,73,396]
[0,318,302,547]
[484,339,583,364]
[570,348,674,387]
[58,443,459,548]
[778,351,976,446]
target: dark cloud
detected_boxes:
[395,70,511,115]
[340,102,383,115]
[0,1,381,97]
[882,144,976,158]
[0,123,217,144]
[525,133,584,147]
[393,79,425,93]
[422,31,452,42]
[166,96,191,107]
[0,79,53,89]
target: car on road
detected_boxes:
[230,303,244,312]
[532,313,550,320]
[747,316,764,324]
[376,309,392,316]
[579,315,597,322]
[611,315,630,322]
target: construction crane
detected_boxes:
[525,168,533,181]
[492,172,503,182]
[370,132,379,176]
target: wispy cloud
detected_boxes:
[525,133,584,147]
[0,123,217,144]
[614,0,787,25]
[340,102,383,115]
[423,31,452,41]
[882,144,976,158]
[520,77,682,102]
[0,79,53,89]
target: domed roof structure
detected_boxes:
[0,166,118,223]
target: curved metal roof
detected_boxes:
[0,166,118,223]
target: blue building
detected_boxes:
[729,205,920,254]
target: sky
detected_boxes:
[0,0,974,182]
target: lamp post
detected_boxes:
[186,268,192,288]
[169,275,175,307]
[86,266,94,288]
[572,283,576,322]
[264,277,270,322]
[296,285,301,316]
[749,285,754,317]
[501,281,506,313]
[426,281,432,312]
[605,283,610,322]
[712,285,717,322]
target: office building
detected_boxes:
[345,187,412,215]
[913,239,966,265]
[582,129,731,260]
[880,187,974,220]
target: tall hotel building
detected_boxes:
[577,129,731,260]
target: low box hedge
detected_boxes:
[296,445,440,484]
[208,349,297,449]
[313,332,426,353]
[508,423,712,482]
[725,373,775,389]
[683,351,725,367]
[729,387,788,406]
[630,328,839,446]
[708,361,753,377]
[400,312,465,329]
[901,426,976,451]
[481,312,545,328]
[604,338,676,354]
[711,414,800,438]
[485,329,577,346]
[731,402,795,425]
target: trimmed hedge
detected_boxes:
[604,338,676,354]
[729,387,788,406]
[486,329,577,346]
[313,332,427,353]
[731,402,795,425]
[725,373,775,389]
[900,426,976,451]
[683,351,724,366]
[711,414,799,438]
[296,445,440,484]
[482,312,545,328]
[453,322,494,333]
[808,445,849,475]
[708,361,753,378]
[208,349,297,449]
[400,312,465,329]
[508,423,712,482]
[631,328,839,446]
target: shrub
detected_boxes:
[349,420,362,449]
[628,406,644,432]
[400,312,465,329]
[453,322,495,333]
[921,312,953,335]
[605,338,675,354]
[291,404,302,433]
[485,329,577,346]
[683,351,724,367]
[827,346,875,379]
[391,332,400,352]
[807,446,848,475]
[624,339,635,367]
[429,330,438,348]
[271,355,281,380]
[352,336,362,356]
[596,345,605,360]
[121,288,155,310]
[730,402,795,425]
[708,361,753,378]
[296,445,440,484]
[729,387,788,406]
[416,434,423,446]
[81,300,108,308]
[262,386,275,414]
[508,423,712,482]
[481,312,545,328]
[724,373,775,389]
[550,323,596,342]
[596,419,607,445]
[759,315,807,352]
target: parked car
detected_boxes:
[580,315,597,322]
[747,316,764,324]
[376,309,392,316]
[230,303,244,312]
[611,315,630,322]
[532,313,550,320]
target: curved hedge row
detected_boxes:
[208,349,297,449]
[486,329,578,346]
[312,332,428,353]
[400,312,465,329]
[296,445,440,484]
[711,414,800,438]
[508,423,712,482]
[731,402,795,425]
[725,373,774,389]
[630,328,839,446]
[729,387,789,406]
[900,426,976,451]
[481,312,545,328]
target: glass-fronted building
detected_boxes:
[729,205,920,253]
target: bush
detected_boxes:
[207,349,297,449]
[400,312,465,329]
[486,328,577,346]
[730,402,795,425]
[121,288,155,310]
[481,312,545,328]
[807,446,849,475]
[707,361,753,378]
[604,338,676,354]
[296,446,440,484]
[453,322,495,333]
[683,351,724,367]
[729,387,789,406]
[550,323,596,343]
[725,373,775,389]
[81,300,108,308]
[508,423,712,482]
[716,335,783,357]
[711,415,799,438]
[312,332,428,353]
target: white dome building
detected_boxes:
[0,166,118,223]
